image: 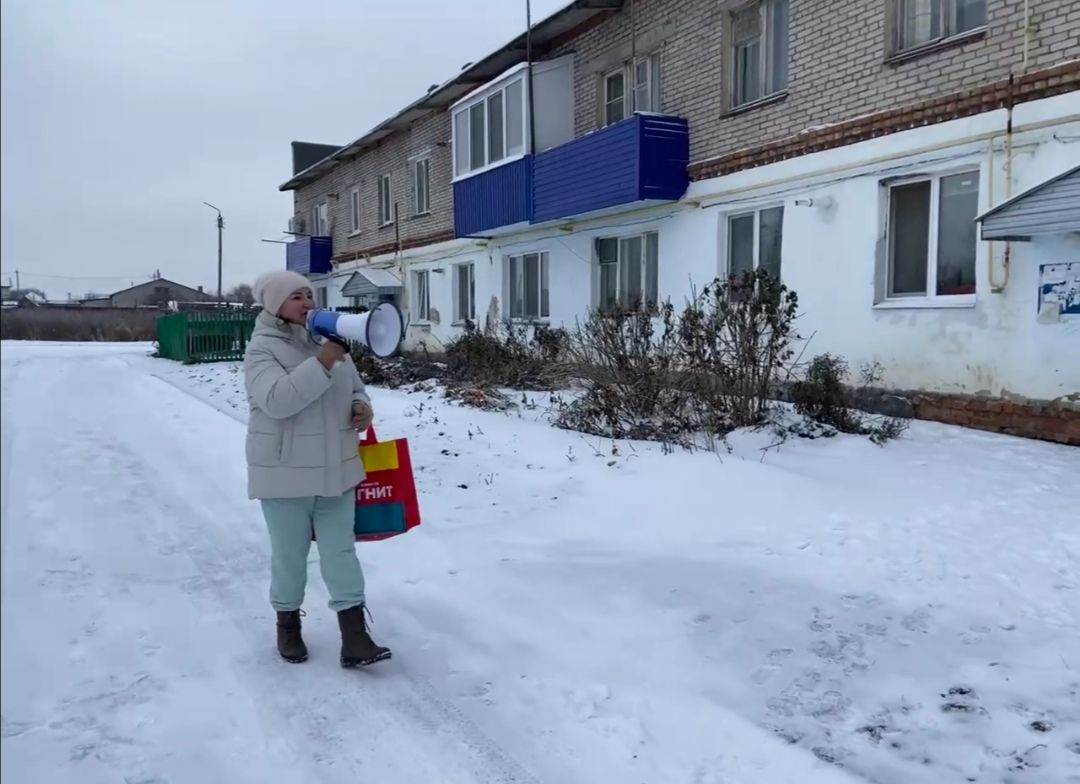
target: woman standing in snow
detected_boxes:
[244,270,391,667]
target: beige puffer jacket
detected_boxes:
[243,310,370,500]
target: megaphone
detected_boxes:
[307,304,404,358]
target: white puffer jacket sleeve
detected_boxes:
[244,347,331,420]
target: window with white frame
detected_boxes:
[310,201,330,236]
[595,231,659,312]
[506,252,550,320]
[727,206,784,281]
[378,174,393,225]
[894,0,986,53]
[883,170,979,300]
[453,263,476,323]
[453,76,526,177]
[411,156,431,216]
[349,187,361,233]
[316,286,328,309]
[730,0,789,108]
[602,54,660,126]
[413,270,430,321]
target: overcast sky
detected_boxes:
[0,0,567,299]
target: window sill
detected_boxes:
[452,152,529,184]
[347,230,362,239]
[873,295,976,310]
[886,27,987,66]
[721,91,788,119]
[451,319,476,328]
[408,212,432,221]
[509,317,550,325]
[410,320,432,329]
[379,222,395,229]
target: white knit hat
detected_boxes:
[252,270,312,316]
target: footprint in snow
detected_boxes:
[900,607,932,633]
[751,648,793,685]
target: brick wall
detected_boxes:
[293,109,455,263]
[552,0,1080,167]
[909,394,1080,446]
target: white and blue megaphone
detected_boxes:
[307,303,404,358]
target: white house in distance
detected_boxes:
[280,0,1079,445]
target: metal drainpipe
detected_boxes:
[993,1,1034,293]
[989,106,1014,294]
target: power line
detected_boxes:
[0,270,155,282]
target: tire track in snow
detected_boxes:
[94,358,547,783]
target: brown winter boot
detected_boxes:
[337,605,392,668]
[276,610,308,663]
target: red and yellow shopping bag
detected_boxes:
[352,426,421,542]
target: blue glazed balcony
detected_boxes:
[453,156,533,237]
[451,114,689,237]
[286,236,333,275]
[532,114,689,224]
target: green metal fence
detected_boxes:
[156,308,259,364]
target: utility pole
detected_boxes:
[203,202,224,301]
[15,269,20,291]
[526,0,535,156]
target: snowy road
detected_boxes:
[0,345,560,784]
[2,342,1078,783]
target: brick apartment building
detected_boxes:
[278,0,1080,443]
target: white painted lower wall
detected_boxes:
[679,92,1080,401]
[682,92,1080,401]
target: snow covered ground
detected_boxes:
[2,341,1078,784]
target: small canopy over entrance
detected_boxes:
[341,268,402,298]
[977,164,1080,241]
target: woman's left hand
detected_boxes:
[351,401,374,431]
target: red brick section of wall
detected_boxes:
[909,394,1080,446]
[689,61,1080,180]
[330,229,456,265]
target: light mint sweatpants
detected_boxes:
[259,491,365,614]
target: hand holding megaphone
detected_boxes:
[307,303,404,359]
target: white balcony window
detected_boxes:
[310,201,330,236]
[452,75,527,178]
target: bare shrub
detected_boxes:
[679,269,799,429]
[555,301,696,442]
[791,354,909,445]
[791,354,861,432]
[443,384,515,412]
[350,347,445,389]
[444,320,571,391]
[555,271,800,444]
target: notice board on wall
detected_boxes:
[1037,262,1080,323]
